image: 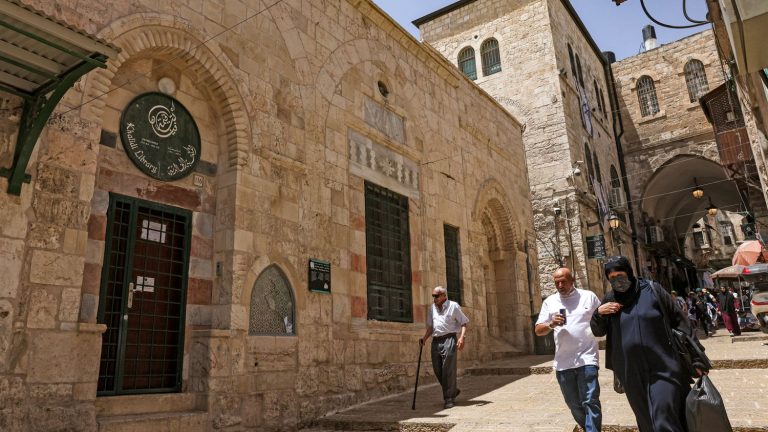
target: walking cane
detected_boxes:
[412,340,424,410]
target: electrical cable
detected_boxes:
[639,0,709,29]
[682,0,709,24]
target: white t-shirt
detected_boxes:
[535,288,600,371]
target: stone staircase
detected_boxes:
[96,393,208,432]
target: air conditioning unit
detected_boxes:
[609,187,627,211]
[646,226,664,244]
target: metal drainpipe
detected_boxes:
[605,59,640,267]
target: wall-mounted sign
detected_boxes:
[308,258,331,294]
[120,92,201,181]
[586,234,606,259]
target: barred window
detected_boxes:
[684,59,709,103]
[637,75,660,117]
[458,47,477,80]
[443,225,463,304]
[481,38,502,76]
[365,182,412,322]
[575,54,584,88]
[249,265,295,336]
[720,222,735,246]
[594,80,602,114]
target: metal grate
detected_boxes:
[458,47,477,81]
[684,60,709,103]
[365,181,412,322]
[98,195,190,395]
[637,76,659,117]
[443,225,463,304]
[249,265,295,335]
[481,39,501,76]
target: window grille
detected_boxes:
[720,223,735,246]
[636,75,660,117]
[443,225,463,304]
[684,60,709,103]
[458,47,477,80]
[365,182,412,322]
[481,39,501,76]
[249,265,295,335]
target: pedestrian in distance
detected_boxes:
[420,286,469,409]
[535,268,602,432]
[591,256,708,432]
[717,285,741,337]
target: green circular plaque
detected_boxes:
[120,92,201,181]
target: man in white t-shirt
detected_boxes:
[535,268,602,432]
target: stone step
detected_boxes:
[309,419,453,431]
[601,425,768,432]
[96,393,204,417]
[97,410,208,432]
[730,333,768,343]
[467,364,552,375]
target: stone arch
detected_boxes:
[472,178,520,252]
[85,13,252,168]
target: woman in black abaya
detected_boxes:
[591,256,704,432]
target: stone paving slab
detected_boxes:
[307,335,768,432]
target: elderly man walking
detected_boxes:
[420,286,468,409]
[535,268,602,432]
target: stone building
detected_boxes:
[0,0,537,430]
[612,28,768,289]
[414,0,634,298]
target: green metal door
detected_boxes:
[97,194,191,395]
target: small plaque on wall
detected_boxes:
[308,258,331,294]
[120,92,201,181]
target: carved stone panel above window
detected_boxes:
[348,130,419,198]
[363,96,405,145]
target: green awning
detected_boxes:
[0,0,119,194]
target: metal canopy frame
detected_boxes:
[0,0,118,195]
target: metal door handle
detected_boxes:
[128,282,134,309]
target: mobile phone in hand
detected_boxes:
[559,308,566,324]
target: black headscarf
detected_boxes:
[604,255,640,305]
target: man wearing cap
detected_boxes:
[535,267,602,432]
[420,286,469,409]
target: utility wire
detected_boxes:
[682,0,709,24]
[640,0,709,29]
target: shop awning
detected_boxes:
[0,0,119,194]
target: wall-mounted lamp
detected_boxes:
[691,177,704,199]
[608,213,621,230]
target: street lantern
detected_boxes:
[706,198,718,216]
[691,177,704,199]
[609,213,621,230]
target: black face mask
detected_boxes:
[609,275,632,292]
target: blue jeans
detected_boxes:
[555,365,602,432]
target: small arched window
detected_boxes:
[575,54,584,88]
[610,165,621,189]
[481,38,502,76]
[568,44,577,79]
[458,47,477,80]
[593,151,603,185]
[594,80,602,114]
[636,75,660,117]
[599,88,607,116]
[249,265,296,336]
[584,143,594,187]
[684,59,709,103]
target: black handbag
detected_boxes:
[671,328,712,378]
[685,376,733,432]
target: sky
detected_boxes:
[371,0,711,61]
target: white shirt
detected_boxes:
[427,300,469,336]
[536,288,600,371]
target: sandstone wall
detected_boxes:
[0,0,535,430]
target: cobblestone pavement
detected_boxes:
[306,333,768,431]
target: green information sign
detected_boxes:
[586,234,606,259]
[120,92,201,181]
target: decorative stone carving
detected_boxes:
[348,130,419,198]
[363,96,405,144]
